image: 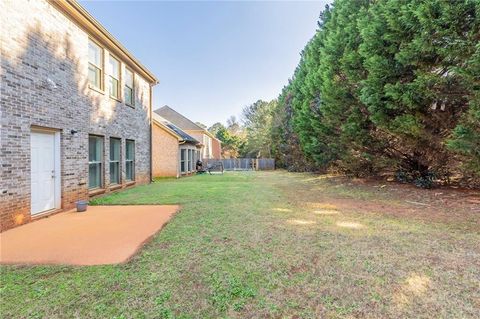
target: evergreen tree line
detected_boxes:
[270,0,480,187]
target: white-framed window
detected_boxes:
[126,140,135,181]
[193,150,196,170]
[108,54,120,99]
[89,135,104,189]
[180,149,186,173]
[88,39,103,90]
[188,149,193,171]
[109,137,121,185]
[125,68,134,106]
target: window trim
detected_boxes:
[88,135,104,190]
[188,149,193,172]
[108,53,121,101]
[125,139,135,181]
[124,67,135,107]
[180,149,186,174]
[88,38,104,92]
[109,137,121,185]
[192,150,196,171]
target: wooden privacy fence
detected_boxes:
[256,158,275,170]
[203,158,275,171]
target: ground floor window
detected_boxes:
[181,149,186,173]
[109,137,121,184]
[188,149,192,171]
[89,135,104,189]
[126,140,135,181]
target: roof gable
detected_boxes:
[152,113,198,144]
[154,106,205,131]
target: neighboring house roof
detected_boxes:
[154,106,205,131]
[152,113,198,144]
[154,105,222,144]
[50,0,158,84]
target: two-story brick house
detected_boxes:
[154,106,222,160]
[0,0,158,231]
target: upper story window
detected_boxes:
[88,40,103,90]
[125,68,134,106]
[108,55,120,99]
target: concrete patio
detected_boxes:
[0,205,180,266]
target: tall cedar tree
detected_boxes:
[271,88,316,171]
[271,0,479,185]
[358,0,480,182]
[317,0,388,175]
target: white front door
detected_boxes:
[31,130,58,215]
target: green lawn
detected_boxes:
[1,171,479,318]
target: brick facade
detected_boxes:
[0,0,155,231]
[152,123,179,178]
[186,130,221,160]
[153,106,222,160]
[211,138,222,159]
[152,122,200,178]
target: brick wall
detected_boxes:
[0,0,152,231]
[152,123,179,178]
[211,139,222,159]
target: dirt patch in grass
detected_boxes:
[278,173,480,231]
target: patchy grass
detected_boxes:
[1,171,479,318]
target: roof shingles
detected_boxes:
[152,113,198,144]
[154,106,204,131]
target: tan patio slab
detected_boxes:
[0,205,180,266]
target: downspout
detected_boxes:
[149,83,153,183]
